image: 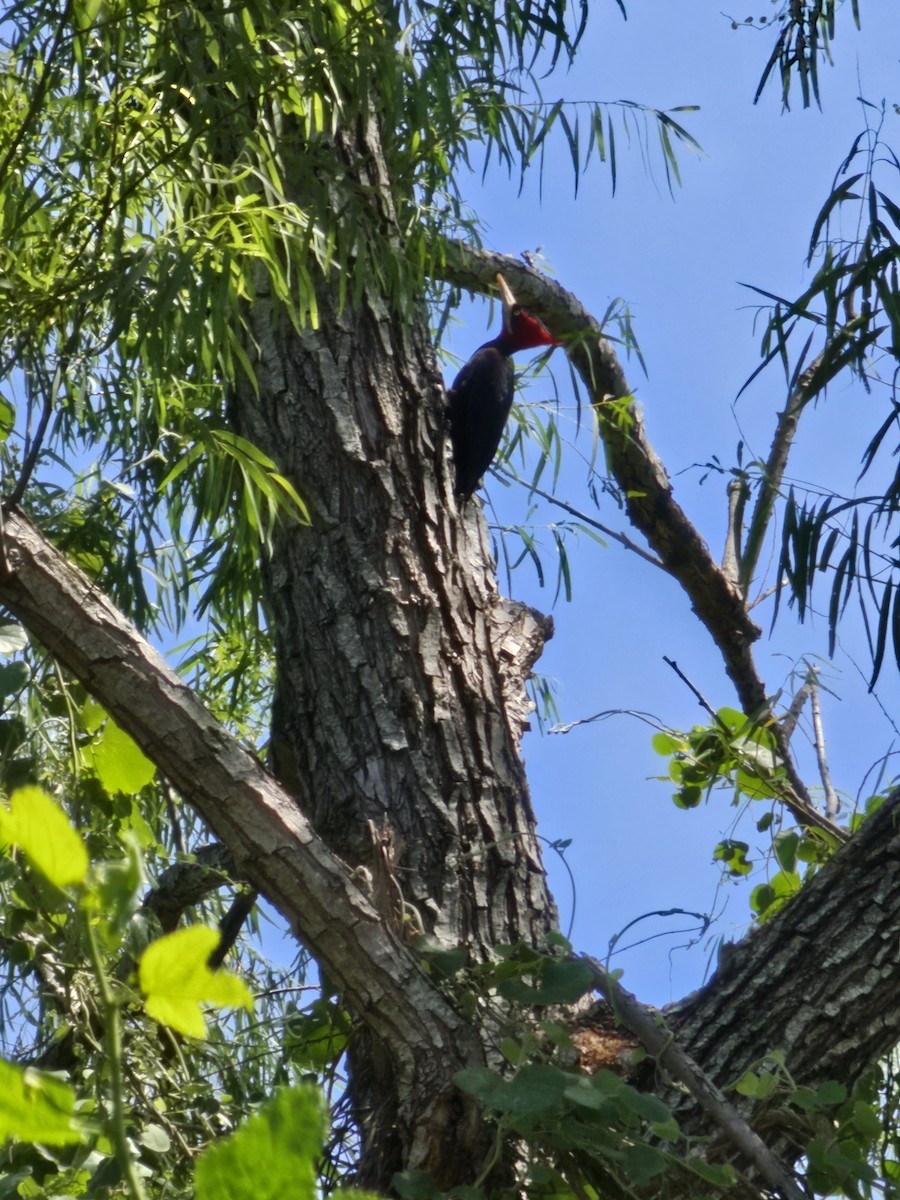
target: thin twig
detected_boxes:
[663,656,720,722]
[810,678,840,822]
[496,467,664,569]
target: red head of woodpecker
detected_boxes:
[446,275,560,501]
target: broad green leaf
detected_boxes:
[139,925,254,1038]
[622,1142,667,1184]
[774,831,800,873]
[500,1064,572,1116]
[651,731,683,755]
[195,1086,324,1200]
[815,1081,848,1107]
[498,959,594,1005]
[81,698,107,734]
[735,1069,779,1099]
[90,719,157,794]
[0,1060,84,1145]
[392,1169,445,1200]
[0,787,88,888]
[455,1064,571,1117]
[283,1000,352,1070]
[0,396,15,441]
[715,707,746,733]
[139,1123,172,1153]
[688,1159,738,1187]
[713,839,752,877]
[0,624,27,654]
[0,661,30,700]
[616,1086,674,1124]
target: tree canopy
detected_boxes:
[1,1,900,1198]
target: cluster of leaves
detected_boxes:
[649,705,854,916]
[0,618,357,1195]
[0,772,369,1199]
[0,0,705,650]
[735,1052,897,1199]
[405,938,736,1199]
[652,706,788,815]
[753,0,861,109]
[406,936,894,1200]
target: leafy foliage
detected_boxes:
[747,0,862,109]
[734,103,900,684]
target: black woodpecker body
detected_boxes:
[446,275,559,501]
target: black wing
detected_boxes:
[446,345,514,500]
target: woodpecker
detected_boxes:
[446,275,560,500]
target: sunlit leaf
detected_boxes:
[195,1087,324,1200]
[0,1060,84,1146]
[0,787,88,888]
[139,926,254,1038]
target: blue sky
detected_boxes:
[442,4,900,1001]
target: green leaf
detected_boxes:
[195,1087,324,1200]
[774,831,800,873]
[688,1159,738,1187]
[0,1059,84,1145]
[453,1066,505,1106]
[498,959,594,1005]
[284,1000,352,1070]
[393,1170,445,1200]
[651,731,683,755]
[616,1086,674,1124]
[455,1064,571,1117]
[815,1081,848,1107]
[89,719,157,794]
[735,1069,779,1099]
[139,1123,172,1153]
[0,787,88,888]
[0,396,15,441]
[139,925,254,1038]
[622,1142,667,1184]
[716,706,746,732]
[0,661,30,700]
[713,839,752,877]
[0,624,27,654]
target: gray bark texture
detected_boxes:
[0,508,491,1186]
[229,280,554,956]
[3,487,900,1194]
[226,266,558,1182]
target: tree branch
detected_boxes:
[588,959,807,1200]
[0,506,485,1179]
[740,318,868,592]
[435,245,843,839]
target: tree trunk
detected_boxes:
[218,103,556,1178]
[5,507,900,1196]
[230,281,554,956]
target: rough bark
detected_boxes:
[672,783,900,1125]
[4,509,900,1194]
[230,279,554,957]
[0,508,488,1186]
